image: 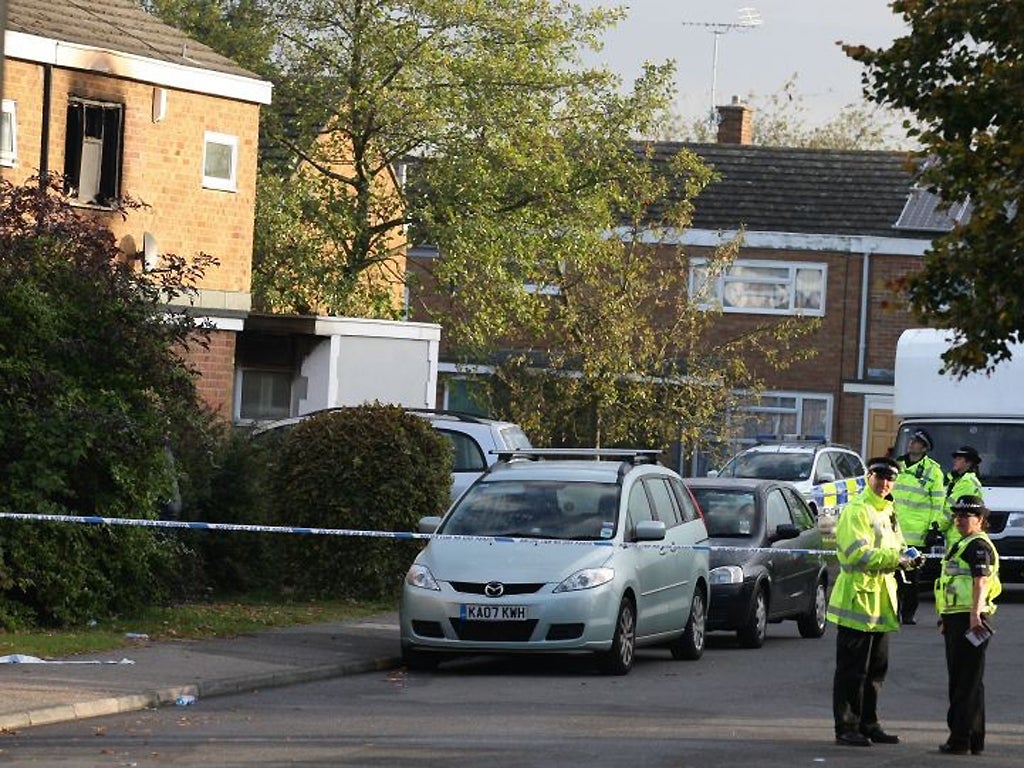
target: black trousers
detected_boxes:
[897,568,919,621]
[941,612,988,751]
[833,625,890,735]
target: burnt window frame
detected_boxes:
[64,98,124,207]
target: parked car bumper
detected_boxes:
[708,580,758,631]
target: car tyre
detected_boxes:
[738,584,768,648]
[670,588,706,661]
[599,597,636,675]
[402,645,440,672]
[797,575,828,638]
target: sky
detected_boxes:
[574,1,910,129]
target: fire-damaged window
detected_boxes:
[64,99,123,206]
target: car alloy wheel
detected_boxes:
[739,586,768,648]
[599,598,636,675]
[798,576,828,638]
[671,589,706,660]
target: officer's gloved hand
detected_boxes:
[899,546,925,570]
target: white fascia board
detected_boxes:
[619,226,933,257]
[5,31,272,105]
[194,315,245,332]
[438,362,496,375]
[843,382,894,396]
[312,316,442,342]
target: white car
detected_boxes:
[400,449,710,674]
[406,410,533,501]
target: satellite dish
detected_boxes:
[143,232,158,271]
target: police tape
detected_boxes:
[4,510,1016,560]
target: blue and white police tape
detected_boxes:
[1,511,1021,560]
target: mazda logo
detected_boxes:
[484,581,505,598]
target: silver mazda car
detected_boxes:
[400,449,710,674]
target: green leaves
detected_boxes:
[0,175,215,626]
[846,0,1024,373]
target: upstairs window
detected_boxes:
[64,100,123,206]
[202,131,238,191]
[689,258,827,316]
[1,100,16,167]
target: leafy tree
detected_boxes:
[142,0,675,319]
[420,143,819,458]
[0,176,217,626]
[845,0,1024,374]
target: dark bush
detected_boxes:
[269,405,452,599]
[0,176,217,628]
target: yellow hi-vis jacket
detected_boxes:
[935,532,1001,616]
[941,472,985,545]
[826,485,905,632]
[893,454,945,547]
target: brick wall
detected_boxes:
[3,58,260,300]
[183,329,237,419]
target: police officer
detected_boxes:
[935,495,1001,755]
[941,446,985,544]
[893,428,945,624]
[828,457,922,747]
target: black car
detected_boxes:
[683,478,829,648]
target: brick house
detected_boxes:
[2,0,439,423]
[409,102,951,467]
[2,0,271,418]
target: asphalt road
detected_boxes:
[3,589,1023,768]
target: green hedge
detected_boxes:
[269,405,452,599]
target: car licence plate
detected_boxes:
[459,604,528,621]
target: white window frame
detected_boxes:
[202,131,238,191]
[233,367,293,424]
[689,258,827,317]
[734,390,834,446]
[1,100,16,167]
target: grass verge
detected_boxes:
[0,596,396,659]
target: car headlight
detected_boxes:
[710,565,744,585]
[405,563,440,591]
[553,567,615,593]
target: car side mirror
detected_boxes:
[772,523,801,541]
[816,471,836,484]
[706,469,719,478]
[418,516,443,534]
[634,520,667,542]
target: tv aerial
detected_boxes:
[682,7,763,127]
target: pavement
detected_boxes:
[0,611,402,732]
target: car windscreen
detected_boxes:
[440,480,618,540]
[687,488,759,538]
[719,452,812,482]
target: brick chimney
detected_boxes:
[716,96,753,145]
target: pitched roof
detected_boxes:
[648,142,932,241]
[7,0,257,80]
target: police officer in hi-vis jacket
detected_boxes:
[827,457,923,747]
[893,429,945,624]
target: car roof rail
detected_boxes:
[404,408,493,424]
[493,448,662,465]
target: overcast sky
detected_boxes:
[574,1,909,128]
